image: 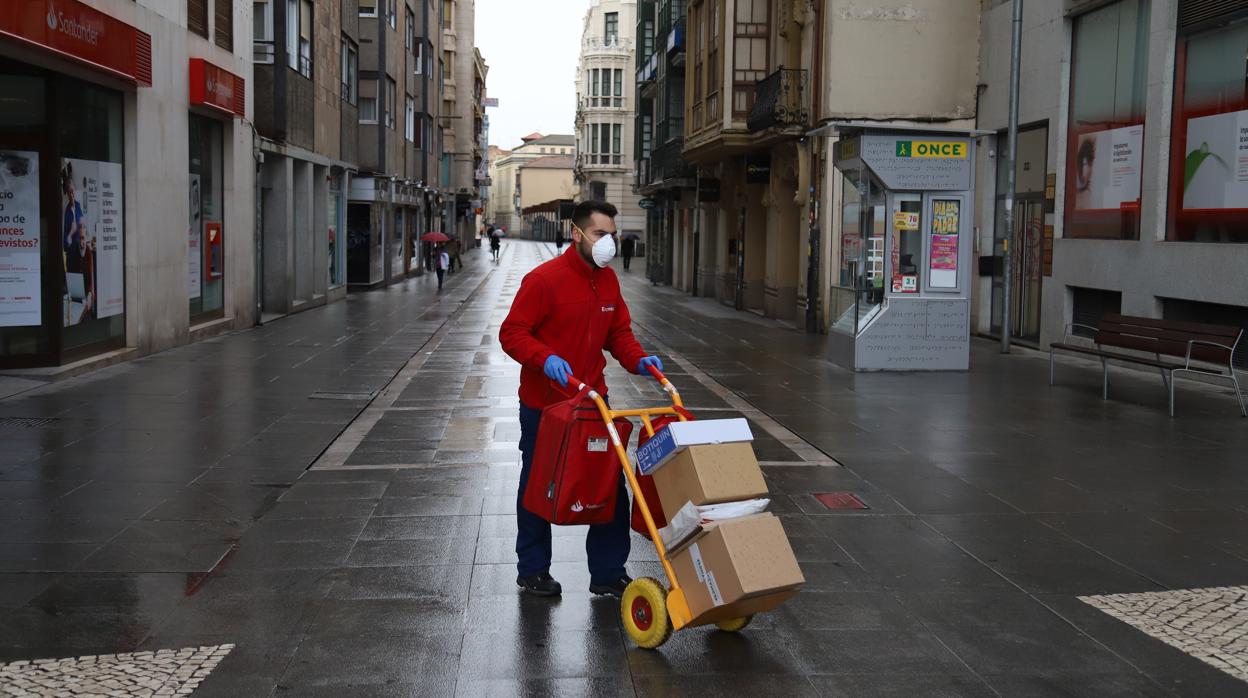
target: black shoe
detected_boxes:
[589,575,632,598]
[517,572,562,597]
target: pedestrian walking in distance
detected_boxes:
[500,199,664,598]
[436,244,449,290]
[621,236,636,271]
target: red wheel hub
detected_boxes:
[630,595,653,632]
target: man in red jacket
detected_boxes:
[500,200,663,597]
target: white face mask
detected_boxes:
[591,233,616,268]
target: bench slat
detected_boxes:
[1102,313,1242,339]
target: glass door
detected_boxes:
[991,197,1045,343]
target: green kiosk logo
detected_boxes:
[895,140,967,159]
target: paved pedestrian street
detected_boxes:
[2,242,1248,697]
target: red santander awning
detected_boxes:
[0,0,152,86]
[189,58,245,118]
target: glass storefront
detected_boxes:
[189,113,225,320]
[1168,12,1248,242]
[1065,0,1149,240]
[329,173,345,287]
[1,58,125,367]
[391,206,405,278]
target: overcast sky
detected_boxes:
[476,0,587,150]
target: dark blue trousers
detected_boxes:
[516,402,630,585]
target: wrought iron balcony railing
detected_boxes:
[747,67,809,133]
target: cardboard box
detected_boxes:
[636,418,754,475]
[669,513,804,626]
[651,442,767,518]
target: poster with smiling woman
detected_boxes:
[61,158,125,327]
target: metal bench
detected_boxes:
[1049,313,1245,417]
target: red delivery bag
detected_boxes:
[524,385,634,525]
[630,407,694,540]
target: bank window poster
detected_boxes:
[1072,124,1143,211]
[929,199,960,289]
[0,150,41,327]
[61,158,124,326]
[189,174,202,299]
[1182,108,1248,210]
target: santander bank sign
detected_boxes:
[0,0,152,86]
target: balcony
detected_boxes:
[666,19,685,66]
[747,67,809,133]
[649,139,694,185]
[582,36,633,57]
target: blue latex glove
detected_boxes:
[544,354,572,387]
[637,355,664,374]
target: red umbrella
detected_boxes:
[421,231,450,243]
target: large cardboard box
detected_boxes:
[651,442,767,517]
[636,418,754,475]
[669,513,804,626]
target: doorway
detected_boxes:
[990,123,1048,345]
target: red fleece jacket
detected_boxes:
[500,246,649,409]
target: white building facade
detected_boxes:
[575,0,645,238]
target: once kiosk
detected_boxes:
[826,123,988,371]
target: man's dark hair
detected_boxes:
[571,200,618,231]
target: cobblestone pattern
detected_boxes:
[1081,586,1248,682]
[0,645,233,697]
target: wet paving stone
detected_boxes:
[2,242,1246,695]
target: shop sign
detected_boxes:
[0,0,153,86]
[639,197,657,209]
[0,150,41,327]
[745,154,771,183]
[895,141,967,159]
[189,58,245,118]
[61,157,124,326]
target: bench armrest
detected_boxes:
[1063,323,1099,344]
[1185,339,1235,370]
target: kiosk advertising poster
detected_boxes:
[0,150,40,327]
[1182,108,1248,211]
[929,199,960,289]
[61,158,124,326]
[1072,124,1143,211]
[188,174,202,299]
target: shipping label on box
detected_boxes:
[635,418,754,475]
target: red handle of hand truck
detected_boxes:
[645,364,667,384]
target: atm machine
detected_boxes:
[827,123,987,371]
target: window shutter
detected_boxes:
[214,0,233,51]
[188,0,209,37]
[1179,0,1248,29]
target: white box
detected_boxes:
[635,418,754,475]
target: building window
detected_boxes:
[1065,0,1149,240]
[613,68,623,107]
[605,12,619,43]
[732,0,769,118]
[443,0,453,30]
[359,78,378,122]
[407,8,415,51]
[386,77,397,129]
[214,0,233,51]
[414,42,424,74]
[341,37,358,104]
[640,113,653,157]
[299,0,313,77]
[406,94,416,141]
[254,1,275,63]
[388,0,397,28]
[359,0,377,17]
[189,0,209,37]
[1168,13,1248,242]
[642,19,654,57]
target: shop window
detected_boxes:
[189,0,209,38]
[1162,297,1248,370]
[189,114,225,321]
[1071,287,1122,338]
[1066,0,1149,240]
[329,175,345,287]
[1168,13,1248,242]
[214,0,233,51]
[57,78,126,357]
